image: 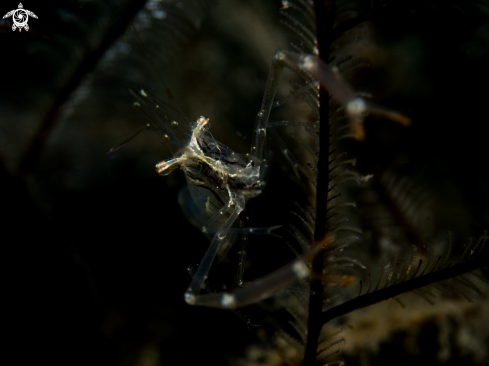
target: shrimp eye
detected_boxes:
[156,159,180,176]
[197,116,210,128]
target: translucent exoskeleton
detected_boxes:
[135,50,409,309]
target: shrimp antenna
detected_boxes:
[145,90,191,125]
[130,22,188,121]
[107,124,152,154]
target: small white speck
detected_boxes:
[293,261,310,278]
[184,292,196,305]
[221,294,236,308]
[346,98,367,116]
[152,9,167,19]
[300,55,315,71]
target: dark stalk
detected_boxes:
[303,1,335,365]
[320,252,489,326]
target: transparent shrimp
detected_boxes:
[147,50,409,309]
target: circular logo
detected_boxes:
[2,3,38,32]
[12,9,28,28]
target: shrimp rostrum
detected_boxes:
[151,51,409,309]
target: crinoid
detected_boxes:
[125,3,489,365]
[2,0,489,365]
